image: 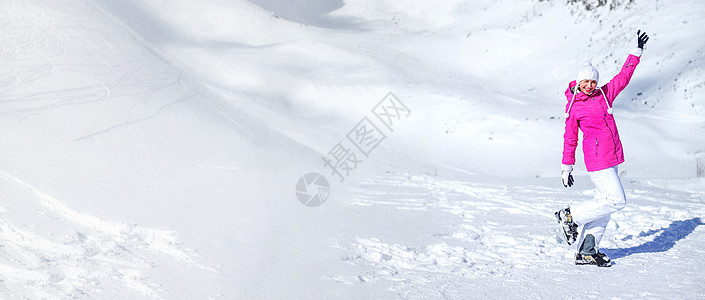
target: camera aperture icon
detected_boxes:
[295,173,330,207]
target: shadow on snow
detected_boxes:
[603,217,704,260]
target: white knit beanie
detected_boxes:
[576,61,599,84]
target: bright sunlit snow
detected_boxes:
[1,0,704,298]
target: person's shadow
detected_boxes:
[602,218,704,260]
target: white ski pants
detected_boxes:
[570,166,626,252]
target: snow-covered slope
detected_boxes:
[1,0,704,298]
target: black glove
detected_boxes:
[637,30,649,49]
[561,170,574,187]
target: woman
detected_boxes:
[555,30,650,267]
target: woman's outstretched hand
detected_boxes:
[637,30,649,49]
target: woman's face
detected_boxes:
[579,80,597,95]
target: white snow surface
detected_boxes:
[1,0,705,298]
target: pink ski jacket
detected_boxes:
[562,53,641,172]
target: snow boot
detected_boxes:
[575,252,611,267]
[575,234,611,267]
[555,207,578,245]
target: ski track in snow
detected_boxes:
[0,170,213,298]
[1,4,217,297]
[332,174,705,298]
